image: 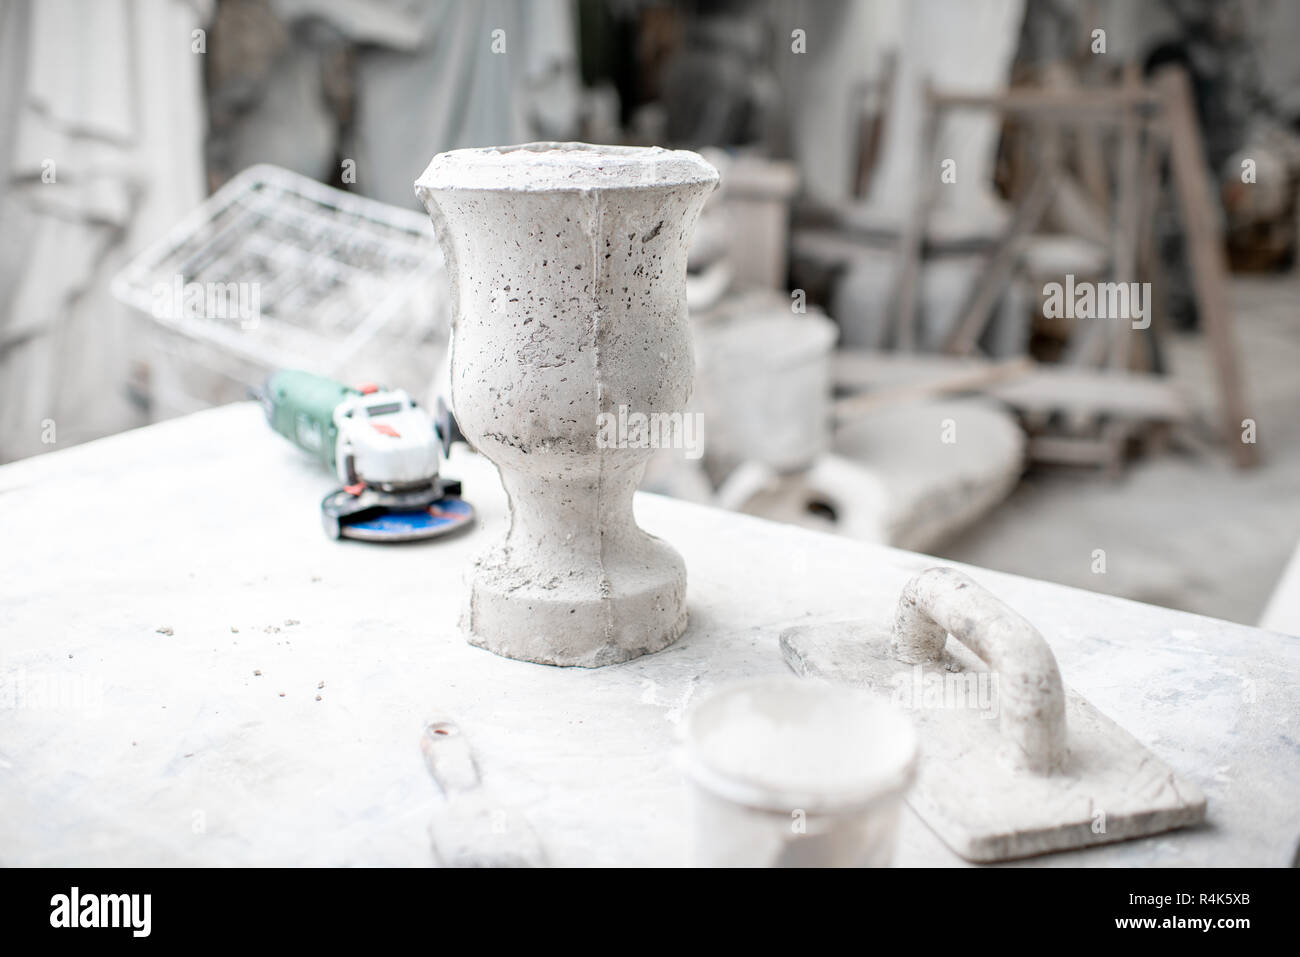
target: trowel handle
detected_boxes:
[892,567,1067,775]
[421,718,482,796]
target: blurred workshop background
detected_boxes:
[3,0,1300,630]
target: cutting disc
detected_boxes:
[321,490,475,543]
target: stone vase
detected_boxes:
[415,143,719,667]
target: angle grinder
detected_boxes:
[257,369,473,542]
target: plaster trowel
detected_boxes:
[257,369,474,542]
[420,718,547,868]
[779,567,1207,862]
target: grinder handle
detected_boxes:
[892,567,1067,775]
[420,717,481,797]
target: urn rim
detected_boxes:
[414,141,720,196]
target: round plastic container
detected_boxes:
[683,676,917,867]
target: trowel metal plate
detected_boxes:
[779,621,1207,863]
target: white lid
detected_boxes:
[683,676,917,813]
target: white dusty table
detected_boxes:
[2,403,1297,867]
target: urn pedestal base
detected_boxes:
[464,541,688,668]
[461,468,688,668]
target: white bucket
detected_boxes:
[694,309,838,475]
[683,676,917,867]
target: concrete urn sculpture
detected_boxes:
[416,143,719,667]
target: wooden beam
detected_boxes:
[930,87,1160,118]
[833,349,1192,423]
[889,91,943,352]
[942,167,1055,355]
[1153,66,1257,467]
[1136,121,1170,373]
[832,356,1034,422]
[1108,63,1144,372]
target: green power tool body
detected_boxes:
[259,369,473,542]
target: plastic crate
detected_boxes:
[111,164,449,409]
